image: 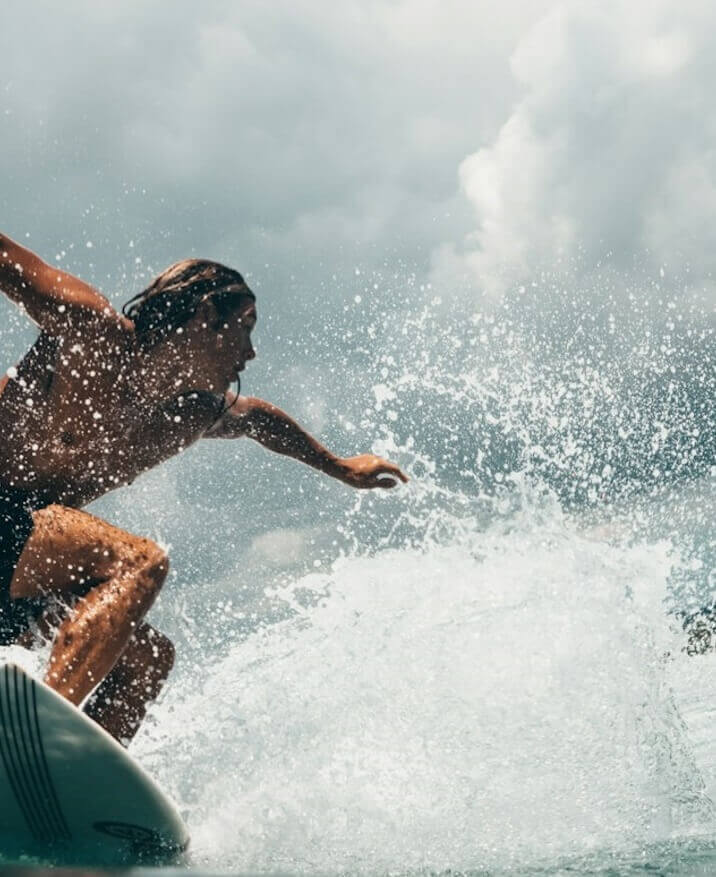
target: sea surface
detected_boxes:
[0,275,714,875]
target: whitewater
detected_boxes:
[133,477,715,873]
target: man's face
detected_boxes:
[158,297,257,394]
[218,300,257,384]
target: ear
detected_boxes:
[194,298,221,330]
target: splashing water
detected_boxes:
[132,480,714,872]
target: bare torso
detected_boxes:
[0,323,221,508]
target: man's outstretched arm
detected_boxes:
[0,232,130,335]
[206,395,408,489]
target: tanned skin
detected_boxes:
[0,232,407,744]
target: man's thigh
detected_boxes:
[10,504,163,600]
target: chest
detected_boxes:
[0,333,220,502]
[0,334,143,487]
[9,331,129,422]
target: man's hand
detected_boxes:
[337,454,409,489]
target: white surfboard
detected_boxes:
[0,662,189,866]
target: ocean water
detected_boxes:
[126,474,714,875]
[1,277,715,875]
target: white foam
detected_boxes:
[0,645,46,679]
[135,490,716,872]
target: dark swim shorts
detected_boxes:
[0,486,43,645]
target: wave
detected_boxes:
[136,479,716,872]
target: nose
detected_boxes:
[245,345,256,360]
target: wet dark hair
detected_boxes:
[123,258,255,345]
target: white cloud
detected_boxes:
[0,0,552,286]
[438,0,716,311]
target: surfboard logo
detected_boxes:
[93,820,188,857]
[93,820,158,842]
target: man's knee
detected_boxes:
[121,540,169,593]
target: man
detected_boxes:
[0,232,407,745]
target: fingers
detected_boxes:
[363,464,409,489]
[345,456,409,489]
[376,459,409,483]
[377,463,409,484]
[375,477,398,489]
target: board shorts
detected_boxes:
[0,485,44,645]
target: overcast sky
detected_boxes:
[0,0,546,297]
[3,0,716,315]
[1,1,714,642]
[435,0,716,311]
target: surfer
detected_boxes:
[0,232,408,745]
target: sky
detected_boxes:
[1,0,714,646]
[0,0,548,297]
[3,1,715,318]
[436,0,716,311]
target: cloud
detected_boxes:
[437,0,716,312]
[0,0,552,292]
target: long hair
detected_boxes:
[123,259,255,345]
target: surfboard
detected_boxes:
[0,662,189,866]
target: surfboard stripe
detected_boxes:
[27,672,72,840]
[0,665,45,840]
[0,664,48,840]
[0,666,72,844]
[20,667,71,840]
[17,668,63,841]
[11,665,61,842]
[0,679,41,839]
